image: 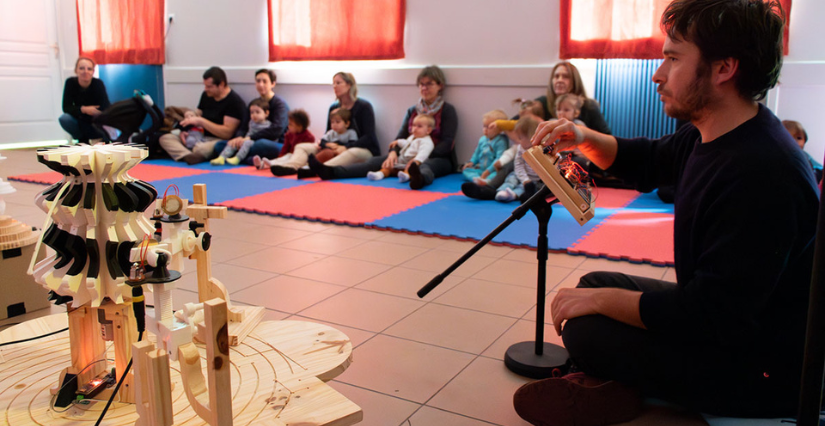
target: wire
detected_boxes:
[94,330,143,426]
[0,327,69,347]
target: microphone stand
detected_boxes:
[418,185,569,379]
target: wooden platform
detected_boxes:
[0,314,362,425]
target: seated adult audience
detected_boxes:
[783,119,822,184]
[513,1,819,424]
[309,65,458,190]
[537,62,611,134]
[59,57,111,142]
[159,66,245,164]
[269,71,378,176]
[212,69,289,165]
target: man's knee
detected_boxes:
[577,271,618,289]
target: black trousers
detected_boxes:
[562,271,801,418]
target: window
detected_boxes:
[559,0,791,59]
[267,0,405,61]
[77,0,165,64]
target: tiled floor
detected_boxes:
[0,147,675,426]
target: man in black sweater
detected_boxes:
[514,1,819,425]
[158,66,245,164]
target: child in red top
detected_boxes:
[253,109,315,170]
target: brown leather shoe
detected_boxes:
[513,372,642,426]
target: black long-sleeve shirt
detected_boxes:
[62,77,111,122]
[608,105,818,368]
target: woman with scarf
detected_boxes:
[308,65,458,190]
[269,71,379,176]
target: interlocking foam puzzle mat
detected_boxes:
[10,159,675,266]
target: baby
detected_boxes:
[180,110,206,149]
[367,114,435,183]
[212,99,272,165]
[461,109,509,182]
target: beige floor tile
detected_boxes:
[327,381,420,426]
[231,275,346,313]
[482,319,564,361]
[335,334,475,403]
[260,309,290,321]
[374,231,449,249]
[288,315,377,349]
[434,279,538,318]
[408,406,494,426]
[271,218,332,232]
[662,267,677,282]
[222,224,313,246]
[504,249,586,269]
[384,303,517,354]
[207,237,269,263]
[337,240,429,266]
[355,266,464,301]
[400,249,492,277]
[577,257,668,279]
[299,289,424,332]
[471,258,574,289]
[287,256,391,287]
[428,357,532,426]
[162,261,276,294]
[320,224,384,240]
[226,246,325,274]
[438,239,511,258]
[547,269,589,292]
[279,232,368,255]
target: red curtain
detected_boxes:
[268,0,405,61]
[77,0,165,65]
[560,0,791,59]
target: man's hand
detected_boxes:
[179,131,189,144]
[532,118,584,155]
[80,105,101,116]
[550,287,644,336]
[180,115,204,128]
[382,151,398,170]
[228,137,245,149]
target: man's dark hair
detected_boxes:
[288,109,310,131]
[255,68,277,83]
[662,0,785,101]
[250,98,270,113]
[203,66,228,86]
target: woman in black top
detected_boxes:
[59,57,111,142]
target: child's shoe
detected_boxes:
[210,156,226,166]
[367,171,385,181]
[398,172,410,183]
[226,156,241,165]
[495,188,517,202]
[252,155,264,169]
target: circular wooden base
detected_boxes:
[0,316,361,425]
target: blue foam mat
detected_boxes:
[150,172,309,204]
[145,158,239,172]
[369,195,615,249]
[324,173,465,194]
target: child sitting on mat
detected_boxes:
[461,109,509,183]
[367,114,435,183]
[253,109,315,170]
[494,115,544,203]
[212,99,273,165]
[314,108,359,163]
[783,120,822,184]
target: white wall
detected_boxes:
[56,0,825,163]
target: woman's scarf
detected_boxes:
[415,96,444,116]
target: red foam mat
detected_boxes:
[592,187,642,209]
[569,211,674,266]
[217,181,452,224]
